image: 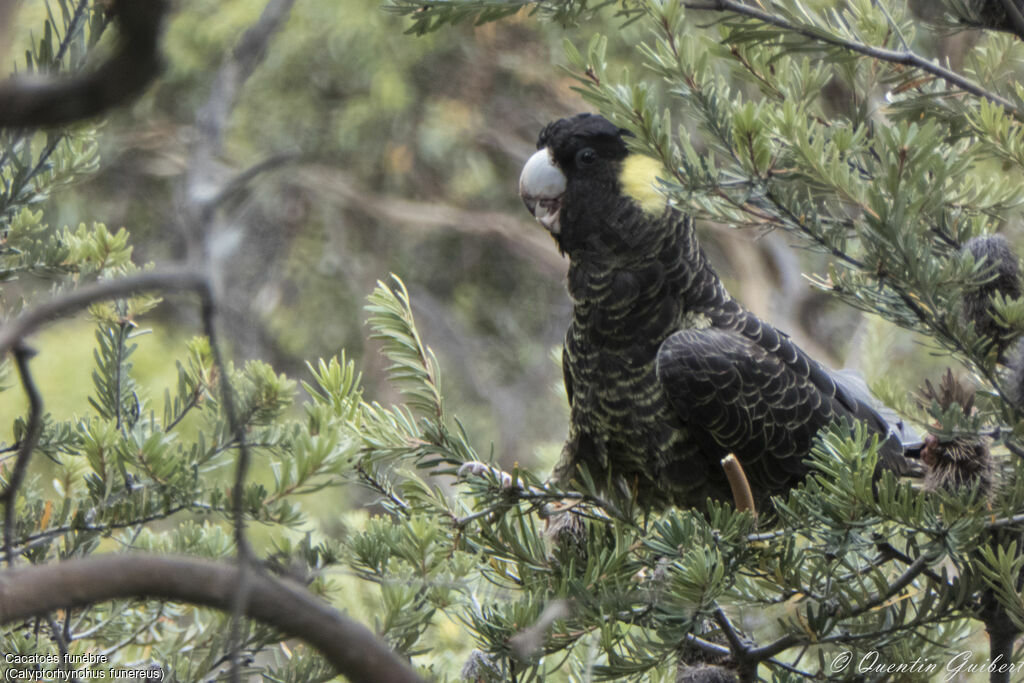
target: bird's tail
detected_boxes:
[831,369,925,477]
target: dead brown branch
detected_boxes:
[0,0,167,127]
[0,554,424,683]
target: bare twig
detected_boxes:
[748,553,930,661]
[0,345,42,568]
[184,3,299,679]
[208,151,302,208]
[201,292,257,683]
[46,614,79,682]
[0,554,424,683]
[0,268,209,358]
[0,0,167,126]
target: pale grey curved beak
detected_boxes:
[519,148,566,235]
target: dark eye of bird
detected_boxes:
[575,148,597,167]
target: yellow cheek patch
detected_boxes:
[619,155,666,215]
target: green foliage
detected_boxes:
[0,0,363,659]
[359,0,1024,678]
[275,282,1009,680]
[366,277,445,420]
[549,0,1024,439]
[10,0,1024,680]
[1,0,103,264]
[0,290,359,677]
[66,0,581,470]
[385,0,643,36]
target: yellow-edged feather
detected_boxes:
[619,155,665,215]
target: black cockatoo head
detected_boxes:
[519,113,666,257]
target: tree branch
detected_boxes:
[0,0,167,126]
[195,0,297,156]
[983,599,1019,683]
[684,0,1024,119]
[0,345,42,568]
[0,268,210,358]
[748,553,931,662]
[683,632,731,658]
[185,0,298,248]
[182,3,298,678]
[201,290,256,683]
[987,511,1024,531]
[209,151,302,209]
[0,554,423,683]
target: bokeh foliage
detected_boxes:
[6,0,1024,681]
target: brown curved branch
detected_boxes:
[1,345,42,567]
[0,553,423,683]
[0,0,167,127]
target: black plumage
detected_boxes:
[519,113,917,510]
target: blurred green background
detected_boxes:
[3,0,943,499]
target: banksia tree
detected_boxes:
[0,2,418,682]
[363,0,1024,680]
[11,0,1024,682]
